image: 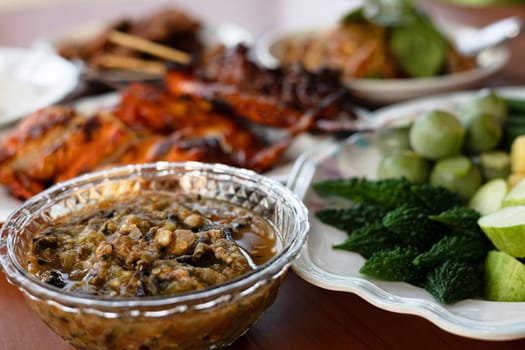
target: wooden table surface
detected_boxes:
[1,1,525,349]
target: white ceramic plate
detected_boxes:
[290,87,525,341]
[33,20,253,83]
[255,22,509,105]
[0,47,79,127]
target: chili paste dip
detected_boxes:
[26,192,280,297]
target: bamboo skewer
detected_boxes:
[95,54,167,75]
[106,30,192,64]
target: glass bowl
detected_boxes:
[0,162,309,350]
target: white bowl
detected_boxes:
[0,47,79,126]
[255,22,509,105]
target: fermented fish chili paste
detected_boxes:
[26,192,279,297]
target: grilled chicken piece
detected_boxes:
[0,107,136,199]
[115,124,291,173]
[115,133,206,164]
[113,82,217,133]
[0,106,76,167]
[54,112,137,182]
[113,83,293,172]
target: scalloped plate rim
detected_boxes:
[291,86,525,341]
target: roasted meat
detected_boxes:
[0,107,136,199]
[113,83,295,172]
[57,7,203,70]
[113,82,219,133]
[276,19,476,81]
[165,45,357,132]
[0,83,296,200]
[0,43,361,201]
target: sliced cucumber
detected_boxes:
[478,205,525,257]
[468,178,508,215]
[485,250,525,302]
[502,177,525,207]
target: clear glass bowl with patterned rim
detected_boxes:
[0,162,309,350]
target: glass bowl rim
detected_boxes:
[0,161,309,310]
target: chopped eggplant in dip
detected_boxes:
[26,192,279,297]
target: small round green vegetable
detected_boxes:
[409,110,465,160]
[375,126,411,155]
[377,150,430,183]
[429,156,482,200]
[463,113,503,153]
[462,89,507,125]
[479,151,511,180]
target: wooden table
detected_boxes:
[3,269,525,350]
[1,1,525,349]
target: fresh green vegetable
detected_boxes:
[504,114,525,149]
[334,223,399,258]
[409,183,463,214]
[504,122,525,151]
[359,246,426,284]
[429,156,482,201]
[505,114,525,128]
[478,205,525,258]
[504,97,525,115]
[314,177,464,213]
[388,14,447,78]
[468,178,508,216]
[315,177,467,211]
[461,89,507,126]
[425,260,483,304]
[413,234,489,267]
[429,207,482,235]
[502,177,525,207]
[314,177,490,304]
[377,150,430,183]
[485,250,525,302]
[340,0,449,78]
[375,126,412,156]
[463,113,503,153]
[409,110,465,160]
[313,177,421,208]
[479,151,511,180]
[315,204,390,234]
[382,204,443,248]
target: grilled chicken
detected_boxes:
[0,44,360,200]
[113,83,294,172]
[0,84,293,200]
[0,107,136,199]
[165,44,357,131]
